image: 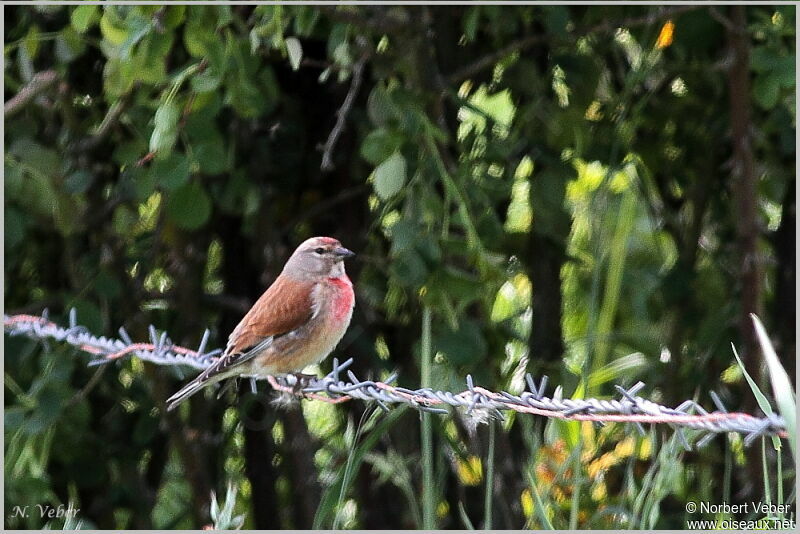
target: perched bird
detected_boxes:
[166,237,355,411]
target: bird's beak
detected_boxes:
[334,246,355,259]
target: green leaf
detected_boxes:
[151,152,190,190]
[285,36,303,71]
[53,193,85,236]
[5,207,25,248]
[5,163,23,199]
[10,138,60,177]
[753,73,781,109]
[135,32,172,84]
[587,352,648,389]
[149,101,181,156]
[55,27,86,63]
[751,314,796,459]
[166,182,212,230]
[63,170,93,194]
[774,56,796,88]
[191,71,222,93]
[192,141,228,175]
[373,152,407,200]
[99,7,129,47]
[463,7,480,42]
[112,205,137,236]
[118,14,152,60]
[731,343,776,420]
[490,275,530,322]
[367,84,397,127]
[543,6,570,35]
[433,320,487,366]
[162,6,186,29]
[14,171,58,219]
[360,129,403,165]
[390,249,428,288]
[294,7,320,36]
[184,24,213,57]
[70,5,99,34]
[26,384,70,435]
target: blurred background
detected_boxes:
[4,4,795,529]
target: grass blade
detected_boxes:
[420,307,436,529]
[730,342,781,451]
[751,314,796,459]
[483,421,495,529]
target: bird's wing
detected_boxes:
[225,276,316,356]
[165,278,315,411]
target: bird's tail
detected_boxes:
[165,371,226,412]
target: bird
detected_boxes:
[165,236,356,411]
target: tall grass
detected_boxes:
[420,307,436,529]
[313,407,407,529]
[483,421,495,529]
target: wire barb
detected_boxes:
[4,311,789,448]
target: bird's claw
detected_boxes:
[291,372,317,396]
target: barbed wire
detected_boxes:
[4,310,789,448]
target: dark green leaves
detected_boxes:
[360,129,404,165]
[166,182,212,230]
[63,170,94,194]
[433,319,488,366]
[750,39,795,109]
[150,153,190,190]
[6,139,60,219]
[5,207,25,248]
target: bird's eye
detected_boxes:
[314,247,325,254]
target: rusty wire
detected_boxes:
[4,310,789,448]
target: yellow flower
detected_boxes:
[455,455,483,486]
[614,436,636,458]
[656,20,675,49]
[521,488,534,518]
[437,500,449,519]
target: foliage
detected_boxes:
[4,5,795,529]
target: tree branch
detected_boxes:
[319,40,369,172]
[726,5,762,368]
[317,5,409,35]
[73,90,135,152]
[4,70,58,117]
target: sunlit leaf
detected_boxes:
[149,101,181,156]
[70,5,98,33]
[285,36,303,70]
[751,314,796,458]
[373,152,407,200]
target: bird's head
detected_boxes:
[284,236,355,280]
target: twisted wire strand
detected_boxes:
[4,311,788,447]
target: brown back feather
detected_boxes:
[225,275,315,355]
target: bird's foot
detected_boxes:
[290,372,317,396]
